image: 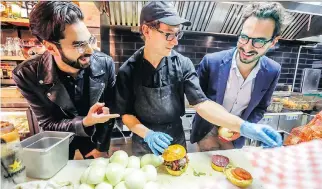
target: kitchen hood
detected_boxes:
[99,1,322,41]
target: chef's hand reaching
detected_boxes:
[144,130,173,155]
[240,121,283,148]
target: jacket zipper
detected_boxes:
[91,83,105,143]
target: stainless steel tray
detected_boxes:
[20,131,74,179]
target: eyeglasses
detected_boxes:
[52,35,97,54]
[238,34,274,48]
[149,26,184,41]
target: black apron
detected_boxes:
[131,55,186,156]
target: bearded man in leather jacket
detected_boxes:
[13,2,119,159]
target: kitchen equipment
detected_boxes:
[257,114,279,130]
[182,113,195,140]
[20,131,74,179]
[0,106,37,140]
[0,61,17,85]
[280,96,317,111]
[267,102,283,113]
[278,112,304,133]
[301,68,321,94]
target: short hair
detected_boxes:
[242,2,290,37]
[29,1,84,42]
[139,20,161,41]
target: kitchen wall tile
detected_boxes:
[122,35,142,42]
[179,39,196,46]
[98,28,322,90]
[184,46,207,53]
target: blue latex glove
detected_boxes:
[240,121,283,148]
[144,130,173,155]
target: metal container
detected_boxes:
[20,131,74,179]
[267,102,283,113]
[278,112,304,133]
[258,114,280,130]
[301,68,321,94]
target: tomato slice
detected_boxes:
[232,168,252,180]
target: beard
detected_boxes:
[237,47,262,64]
[58,48,92,69]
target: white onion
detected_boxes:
[80,165,105,185]
[141,165,157,182]
[105,163,125,186]
[124,169,147,189]
[78,183,95,189]
[90,158,109,167]
[95,181,113,189]
[110,150,129,167]
[114,181,128,189]
[140,154,163,168]
[122,168,135,181]
[127,156,141,169]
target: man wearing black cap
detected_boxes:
[115,1,282,156]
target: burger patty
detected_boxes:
[212,155,229,167]
[164,155,189,171]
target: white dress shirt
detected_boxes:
[222,50,261,117]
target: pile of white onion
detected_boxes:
[78,150,163,189]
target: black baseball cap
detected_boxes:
[140,1,191,26]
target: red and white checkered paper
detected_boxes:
[246,139,322,189]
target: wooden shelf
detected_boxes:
[1,56,25,61]
[1,17,29,27]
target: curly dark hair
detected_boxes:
[29,1,84,42]
[242,2,290,37]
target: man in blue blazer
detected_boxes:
[191,2,288,150]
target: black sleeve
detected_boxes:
[12,66,89,137]
[94,57,116,152]
[114,63,135,115]
[181,57,208,106]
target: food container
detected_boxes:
[267,102,283,113]
[20,131,74,179]
[281,96,317,111]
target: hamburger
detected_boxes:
[218,127,240,142]
[162,144,189,176]
[211,155,230,172]
[224,166,253,188]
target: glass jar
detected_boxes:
[6,2,21,18]
[13,37,22,57]
[0,44,5,57]
[20,2,28,18]
[5,37,14,56]
[0,121,26,189]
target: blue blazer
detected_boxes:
[190,48,281,148]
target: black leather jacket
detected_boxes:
[13,50,116,152]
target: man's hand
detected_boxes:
[83,102,120,127]
[85,149,108,159]
[240,121,283,147]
